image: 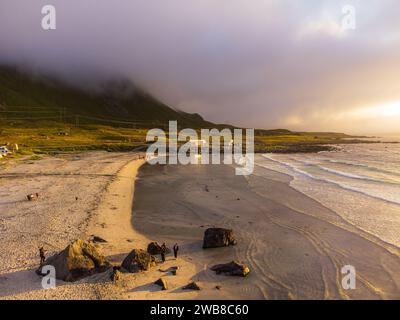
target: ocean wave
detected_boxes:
[261,154,297,172]
[264,154,400,184]
[293,169,400,206]
[315,166,400,185]
[288,158,387,182]
[318,166,375,180]
[260,154,400,206]
[325,159,400,177]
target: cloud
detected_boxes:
[0,0,399,134]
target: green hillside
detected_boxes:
[0,65,365,157]
[0,65,212,128]
[0,65,216,155]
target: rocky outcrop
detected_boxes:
[147,242,171,255]
[154,278,168,290]
[36,239,111,282]
[182,282,201,290]
[202,228,237,248]
[210,261,250,277]
[121,249,156,273]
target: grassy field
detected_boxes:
[0,122,148,156]
[253,131,360,153]
[0,119,368,161]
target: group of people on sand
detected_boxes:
[160,242,179,263]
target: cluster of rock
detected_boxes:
[36,227,250,289]
[36,239,111,282]
[37,239,157,282]
[202,228,250,277]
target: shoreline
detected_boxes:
[85,157,199,300]
[87,157,149,260]
[91,160,210,300]
[132,159,400,299]
[2,150,400,299]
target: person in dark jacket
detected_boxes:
[160,243,167,263]
[173,243,179,259]
[39,246,46,265]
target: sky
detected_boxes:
[0,0,399,134]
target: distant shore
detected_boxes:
[256,138,397,154]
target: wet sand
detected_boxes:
[132,160,400,299]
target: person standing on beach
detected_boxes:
[173,243,179,259]
[39,246,46,265]
[110,266,120,283]
[161,243,167,263]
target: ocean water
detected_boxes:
[257,139,400,247]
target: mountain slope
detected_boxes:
[0,65,213,128]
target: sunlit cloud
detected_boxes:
[297,12,345,39]
[0,0,399,134]
[347,102,400,119]
[281,101,400,135]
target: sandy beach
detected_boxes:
[132,155,400,299]
[1,152,400,299]
[0,151,217,299]
[0,151,147,299]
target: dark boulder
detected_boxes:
[90,235,107,243]
[36,239,111,282]
[154,278,168,290]
[122,249,156,273]
[182,282,201,291]
[210,261,250,277]
[202,228,237,248]
[147,242,171,255]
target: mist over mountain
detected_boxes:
[1,1,399,133]
[0,65,212,128]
